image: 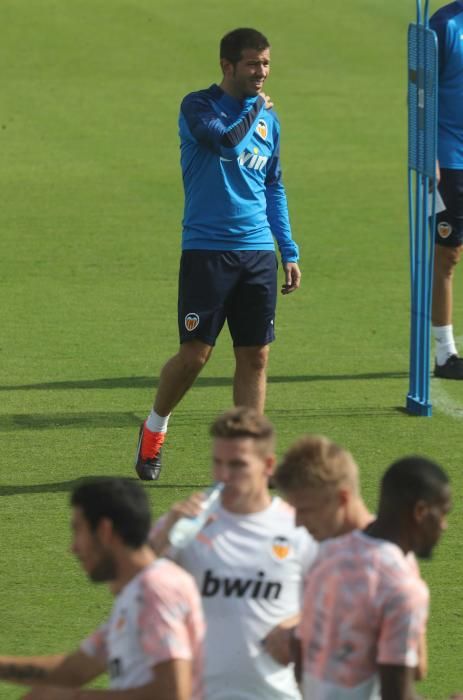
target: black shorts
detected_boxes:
[435,168,463,247]
[178,250,278,347]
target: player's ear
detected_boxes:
[412,499,429,525]
[96,517,115,545]
[337,487,350,507]
[265,454,277,476]
[220,58,233,77]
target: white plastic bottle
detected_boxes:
[168,482,225,549]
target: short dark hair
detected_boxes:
[71,478,152,548]
[379,456,449,512]
[220,28,270,64]
[210,406,275,455]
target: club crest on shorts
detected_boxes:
[271,535,291,561]
[437,221,452,239]
[185,313,200,331]
[256,118,268,140]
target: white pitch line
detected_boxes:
[432,380,463,419]
[431,335,463,419]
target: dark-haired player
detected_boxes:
[135,28,301,480]
[0,478,204,700]
[298,456,451,700]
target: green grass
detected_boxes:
[1,0,462,698]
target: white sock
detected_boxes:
[146,409,170,433]
[432,324,458,365]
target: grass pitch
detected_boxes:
[1,1,462,698]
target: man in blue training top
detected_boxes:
[134,28,301,480]
[430,2,463,379]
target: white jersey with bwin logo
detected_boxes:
[162,497,318,700]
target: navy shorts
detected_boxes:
[435,168,463,248]
[178,250,278,347]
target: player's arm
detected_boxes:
[149,492,206,555]
[377,576,429,700]
[378,664,422,700]
[20,658,192,700]
[262,614,300,666]
[264,129,300,293]
[415,630,427,681]
[181,91,265,158]
[0,649,105,687]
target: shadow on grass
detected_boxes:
[0,479,210,496]
[0,371,408,392]
[0,373,409,432]
[0,404,407,433]
[0,412,141,431]
[267,406,407,418]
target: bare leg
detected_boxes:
[233,345,270,414]
[432,244,462,326]
[154,340,213,416]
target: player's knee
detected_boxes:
[452,245,463,265]
[435,245,462,277]
[179,341,212,374]
[237,346,269,372]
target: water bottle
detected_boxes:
[168,482,224,549]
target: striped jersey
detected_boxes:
[179,84,299,263]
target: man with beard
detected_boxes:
[134,27,301,481]
[0,478,204,700]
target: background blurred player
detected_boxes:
[150,407,318,700]
[135,27,301,480]
[274,434,372,540]
[263,435,373,667]
[299,455,451,700]
[0,478,204,700]
[430,2,463,379]
[266,436,427,680]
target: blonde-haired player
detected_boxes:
[265,435,427,684]
[273,435,372,541]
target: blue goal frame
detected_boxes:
[406,0,438,416]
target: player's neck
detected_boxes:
[109,545,156,594]
[348,500,374,531]
[222,489,272,515]
[363,518,410,554]
[219,78,246,102]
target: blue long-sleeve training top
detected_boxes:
[179,84,299,263]
[430,0,463,167]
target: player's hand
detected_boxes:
[260,92,274,110]
[281,262,301,294]
[149,492,206,554]
[262,624,295,666]
[164,492,206,530]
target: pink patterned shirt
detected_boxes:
[81,559,204,698]
[298,531,429,700]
